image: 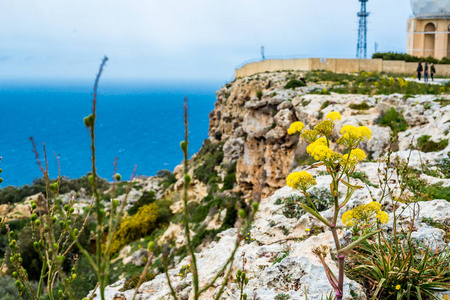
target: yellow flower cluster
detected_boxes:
[286,171,317,191]
[341,149,367,168]
[337,125,372,149]
[314,120,334,136]
[306,138,341,162]
[301,129,320,143]
[287,121,305,135]
[342,202,389,226]
[325,111,341,121]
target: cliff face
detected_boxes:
[209,76,299,198]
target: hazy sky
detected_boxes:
[0,0,412,82]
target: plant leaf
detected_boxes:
[295,202,332,227]
[338,230,381,256]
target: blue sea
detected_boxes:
[0,80,221,187]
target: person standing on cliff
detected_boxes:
[424,62,429,82]
[417,62,423,81]
[430,63,436,82]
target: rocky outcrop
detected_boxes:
[204,73,450,198]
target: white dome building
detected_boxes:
[407,0,450,59]
[411,0,450,18]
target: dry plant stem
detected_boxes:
[132,253,154,300]
[90,57,108,299]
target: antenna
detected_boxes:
[356,0,370,59]
[261,46,265,61]
[374,41,378,53]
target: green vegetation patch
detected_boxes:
[377,107,408,133]
[434,98,450,107]
[0,175,109,205]
[417,135,449,153]
[193,140,225,185]
[284,79,306,89]
[274,188,333,219]
[372,52,450,64]
[349,102,371,110]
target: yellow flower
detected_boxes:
[340,148,366,168]
[342,210,355,226]
[338,125,372,148]
[357,126,372,141]
[306,137,327,154]
[301,129,320,143]
[314,120,334,136]
[374,82,380,87]
[325,111,341,121]
[311,145,334,161]
[305,228,310,232]
[376,211,389,224]
[287,121,305,135]
[395,285,401,290]
[286,171,317,191]
[342,202,388,226]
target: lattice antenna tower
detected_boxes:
[356,0,370,59]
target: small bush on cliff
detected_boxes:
[128,190,157,215]
[256,90,263,100]
[377,107,408,133]
[284,79,306,89]
[194,140,225,184]
[221,162,237,191]
[157,169,177,191]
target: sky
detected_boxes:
[0,0,412,83]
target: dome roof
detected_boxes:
[410,0,450,18]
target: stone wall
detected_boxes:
[235,58,450,78]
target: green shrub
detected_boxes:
[349,102,371,110]
[128,190,156,215]
[284,79,306,89]
[157,169,177,191]
[421,183,450,201]
[221,162,237,191]
[372,52,450,64]
[256,90,263,100]
[194,140,225,185]
[377,107,408,133]
[417,135,449,153]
